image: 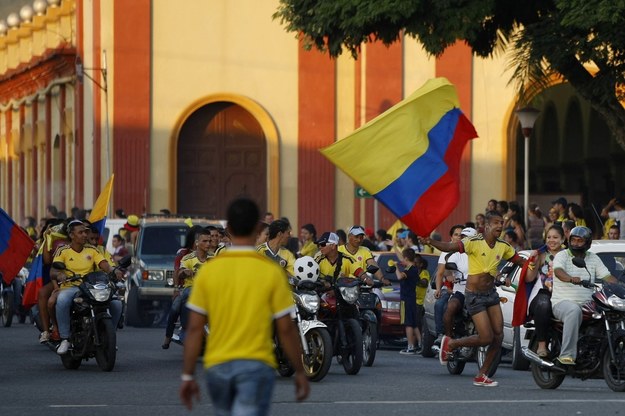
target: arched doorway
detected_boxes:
[176,102,267,218]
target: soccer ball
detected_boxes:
[294,256,320,282]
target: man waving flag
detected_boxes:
[321,78,478,236]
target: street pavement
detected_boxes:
[2,322,625,416]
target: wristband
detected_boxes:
[181,374,194,381]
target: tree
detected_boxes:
[274,0,625,151]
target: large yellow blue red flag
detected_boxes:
[88,174,114,235]
[320,78,478,236]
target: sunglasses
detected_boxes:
[317,242,327,248]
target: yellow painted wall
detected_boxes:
[151,0,298,219]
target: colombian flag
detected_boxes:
[0,208,35,285]
[88,174,114,236]
[320,78,478,236]
[22,247,44,309]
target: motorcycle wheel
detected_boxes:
[476,345,501,377]
[603,330,625,392]
[362,321,378,367]
[512,326,530,371]
[341,318,363,375]
[302,327,333,382]
[61,354,82,370]
[95,319,117,372]
[1,292,14,328]
[529,336,565,389]
[447,356,466,375]
[420,319,435,358]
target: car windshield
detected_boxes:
[140,226,189,256]
[597,252,625,280]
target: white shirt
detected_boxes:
[438,251,469,294]
[552,249,611,305]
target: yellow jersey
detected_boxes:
[52,245,106,288]
[415,270,430,305]
[299,240,317,258]
[187,247,295,369]
[179,252,208,288]
[317,253,362,281]
[338,244,373,271]
[256,242,295,277]
[460,236,517,277]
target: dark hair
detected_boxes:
[227,198,261,237]
[547,224,565,238]
[67,220,85,235]
[465,221,476,229]
[47,205,58,217]
[402,247,416,262]
[529,203,543,219]
[449,224,464,237]
[488,199,497,206]
[376,229,386,240]
[568,203,585,220]
[497,200,509,213]
[301,223,317,240]
[407,231,418,244]
[336,229,347,245]
[504,229,518,243]
[184,225,206,249]
[562,220,576,232]
[25,216,36,227]
[112,234,125,243]
[195,228,212,241]
[508,201,521,214]
[485,210,503,223]
[268,219,290,239]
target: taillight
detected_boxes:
[142,270,149,280]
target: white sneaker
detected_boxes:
[57,340,71,355]
[39,331,50,343]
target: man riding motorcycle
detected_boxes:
[551,226,617,365]
[50,220,122,355]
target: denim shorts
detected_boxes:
[205,360,275,416]
[465,288,500,316]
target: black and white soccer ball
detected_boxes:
[294,256,320,282]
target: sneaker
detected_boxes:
[556,356,575,365]
[434,334,443,346]
[439,335,451,365]
[39,331,50,343]
[399,347,416,355]
[473,374,498,387]
[56,339,71,355]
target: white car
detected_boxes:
[498,240,625,371]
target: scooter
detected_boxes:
[356,265,383,367]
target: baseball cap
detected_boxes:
[399,230,409,239]
[348,225,365,236]
[461,227,477,238]
[551,197,568,207]
[316,232,339,246]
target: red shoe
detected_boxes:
[473,374,498,387]
[439,335,450,365]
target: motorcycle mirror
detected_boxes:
[118,255,132,268]
[445,262,458,271]
[52,262,66,270]
[572,257,587,269]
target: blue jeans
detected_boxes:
[56,287,122,339]
[434,290,451,335]
[205,360,276,416]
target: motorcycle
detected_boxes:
[50,256,130,371]
[0,267,28,327]
[442,262,506,377]
[522,257,625,392]
[318,276,364,375]
[275,277,333,382]
[357,265,383,367]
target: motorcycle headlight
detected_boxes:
[339,286,360,304]
[89,284,112,302]
[380,300,401,310]
[607,295,625,311]
[295,293,320,313]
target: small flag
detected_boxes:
[0,208,35,285]
[88,174,115,235]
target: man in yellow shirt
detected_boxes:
[422,211,525,387]
[315,232,369,284]
[339,225,389,285]
[180,198,309,413]
[51,220,120,355]
[256,219,296,276]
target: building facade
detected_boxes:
[1,0,623,235]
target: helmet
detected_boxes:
[569,226,592,254]
[294,256,320,282]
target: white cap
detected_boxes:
[461,227,477,238]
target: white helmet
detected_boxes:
[294,256,320,282]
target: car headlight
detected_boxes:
[143,270,165,281]
[380,300,401,310]
[295,293,320,313]
[607,295,625,311]
[339,286,360,304]
[89,284,112,302]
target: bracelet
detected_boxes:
[181,374,194,381]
